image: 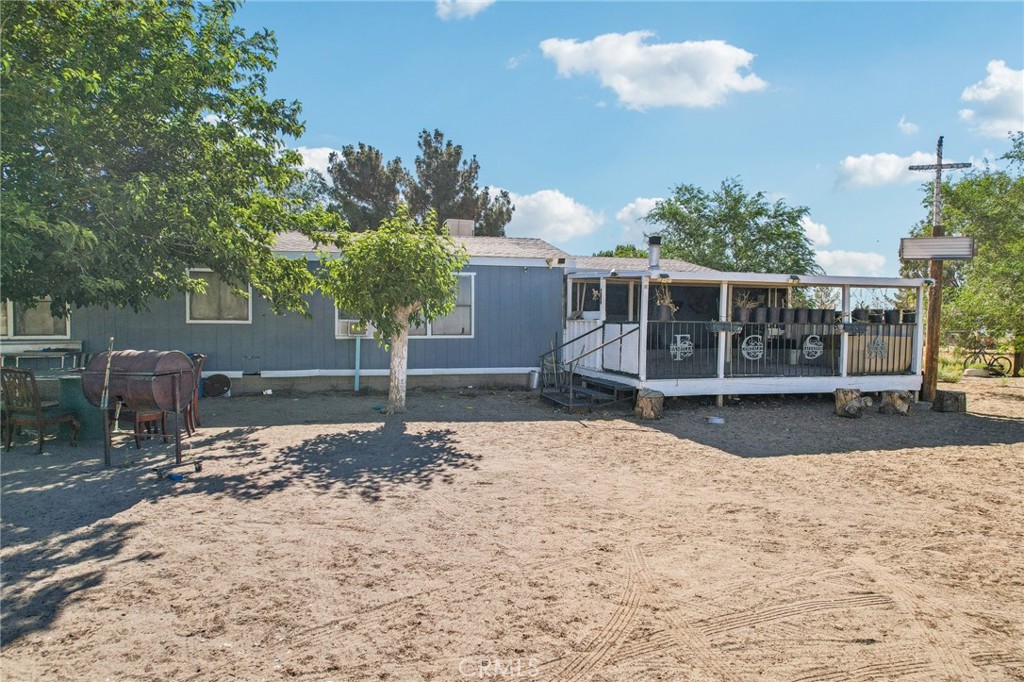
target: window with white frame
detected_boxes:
[0,299,71,338]
[408,273,474,338]
[186,269,252,323]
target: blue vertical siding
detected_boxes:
[71,264,565,373]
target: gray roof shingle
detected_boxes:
[274,232,570,260]
[575,256,715,273]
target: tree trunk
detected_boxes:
[834,388,872,418]
[1013,348,1022,378]
[386,305,416,414]
[878,390,912,416]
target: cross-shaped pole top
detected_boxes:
[909,136,972,236]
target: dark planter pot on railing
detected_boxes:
[781,307,796,324]
[852,308,870,322]
[884,309,901,324]
[795,307,809,324]
[753,307,768,324]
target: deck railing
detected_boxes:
[644,321,918,380]
[845,323,916,376]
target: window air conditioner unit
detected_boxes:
[339,320,373,338]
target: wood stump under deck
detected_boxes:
[878,390,913,416]
[634,389,664,420]
[931,390,967,413]
[834,388,873,418]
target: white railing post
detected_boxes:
[718,282,729,379]
[639,277,649,381]
[912,285,925,375]
[840,285,851,377]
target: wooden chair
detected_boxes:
[1,367,79,453]
[107,404,167,449]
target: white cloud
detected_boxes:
[800,216,831,247]
[897,115,919,135]
[294,146,340,178]
[436,0,494,20]
[836,151,939,188]
[539,31,767,110]
[506,56,519,70]
[959,60,1024,138]
[502,189,605,242]
[815,250,887,277]
[615,197,661,244]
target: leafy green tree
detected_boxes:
[593,245,648,258]
[645,178,822,275]
[915,133,1024,374]
[405,129,514,236]
[284,168,332,213]
[326,143,405,231]
[0,0,336,315]
[316,205,469,412]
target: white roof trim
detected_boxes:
[567,269,927,288]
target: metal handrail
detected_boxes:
[564,326,640,407]
[539,323,607,390]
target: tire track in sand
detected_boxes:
[849,555,987,682]
[625,544,741,681]
[548,569,642,682]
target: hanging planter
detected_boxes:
[709,321,743,334]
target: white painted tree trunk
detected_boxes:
[386,305,416,413]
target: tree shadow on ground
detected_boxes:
[0,419,475,643]
[649,394,1024,457]
[271,418,479,502]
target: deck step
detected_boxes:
[568,384,620,401]
[539,390,592,409]
[579,375,636,392]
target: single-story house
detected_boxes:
[2,227,928,401]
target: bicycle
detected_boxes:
[962,344,1013,376]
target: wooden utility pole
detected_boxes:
[909,136,971,402]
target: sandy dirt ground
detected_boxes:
[2,377,1023,681]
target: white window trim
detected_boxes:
[410,272,475,340]
[0,299,72,340]
[185,268,253,325]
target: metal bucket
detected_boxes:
[528,369,541,390]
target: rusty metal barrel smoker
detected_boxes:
[83,350,198,469]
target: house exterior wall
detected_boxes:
[70,264,565,379]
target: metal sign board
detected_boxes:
[899,236,976,260]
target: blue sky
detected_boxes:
[237,1,1024,276]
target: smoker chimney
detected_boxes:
[648,236,661,270]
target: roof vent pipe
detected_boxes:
[648,236,661,270]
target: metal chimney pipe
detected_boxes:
[648,236,661,270]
